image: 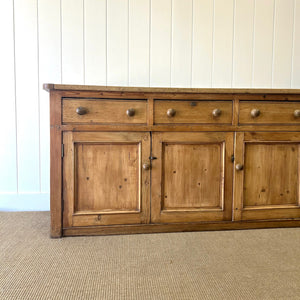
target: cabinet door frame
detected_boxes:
[63,131,150,228]
[151,132,234,223]
[233,132,300,221]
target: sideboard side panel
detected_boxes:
[50,91,63,237]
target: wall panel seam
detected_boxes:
[83,0,86,85]
[231,0,236,87]
[271,0,276,88]
[60,0,63,83]
[106,0,108,86]
[170,0,173,87]
[149,0,151,87]
[127,0,130,86]
[37,0,41,192]
[190,0,194,88]
[13,0,19,193]
[211,0,215,88]
[291,0,297,87]
[251,0,256,87]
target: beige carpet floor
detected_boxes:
[0,212,300,300]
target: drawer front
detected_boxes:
[154,100,233,124]
[239,101,300,124]
[63,99,147,124]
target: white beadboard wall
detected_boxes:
[0,0,300,211]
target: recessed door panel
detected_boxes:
[151,132,234,223]
[162,143,223,210]
[75,143,140,212]
[243,143,298,207]
[63,132,150,227]
[233,132,300,221]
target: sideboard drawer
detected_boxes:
[154,100,233,124]
[63,98,147,124]
[239,101,300,124]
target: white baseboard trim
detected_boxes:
[0,193,50,211]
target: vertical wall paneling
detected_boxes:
[272,0,294,87]
[38,0,61,193]
[192,0,213,88]
[150,0,172,87]
[14,0,40,192]
[84,0,107,85]
[171,0,193,87]
[292,0,300,87]
[107,0,129,86]
[129,0,150,86]
[2,0,300,211]
[252,0,275,87]
[232,0,254,87]
[61,0,84,84]
[0,0,17,192]
[212,0,234,87]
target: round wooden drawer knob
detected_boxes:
[294,110,300,117]
[212,108,222,117]
[251,108,260,118]
[235,164,243,171]
[143,163,150,170]
[167,108,176,117]
[126,108,135,117]
[76,106,88,115]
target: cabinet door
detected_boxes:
[63,132,150,227]
[233,132,300,221]
[151,132,234,223]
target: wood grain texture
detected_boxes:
[162,143,223,210]
[75,143,140,212]
[233,132,300,221]
[239,101,300,124]
[63,220,300,237]
[154,100,233,124]
[147,97,154,126]
[5,1,300,212]
[46,86,300,237]
[43,84,300,94]
[62,131,73,229]
[72,213,143,227]
[63,131,150,227]
[63,99,147,124]
[151,132,233,223]
[50,91,63,237]
[60,124,300,133]
[232,132,244,221]
[244,143,298,207]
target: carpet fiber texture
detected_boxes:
[0,211,300,300]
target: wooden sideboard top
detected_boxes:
[43,83,300,95]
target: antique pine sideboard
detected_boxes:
[44,84,300,237]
